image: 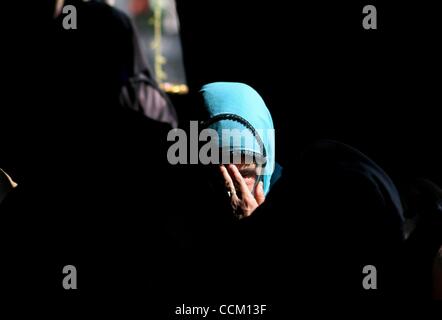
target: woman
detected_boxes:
[199,82,282,218]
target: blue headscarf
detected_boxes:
[200,82,278,195]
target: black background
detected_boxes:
[175,0,441,186]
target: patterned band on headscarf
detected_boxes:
[201,113,267,166]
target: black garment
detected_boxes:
[161,140,406,304]
[231,140,406,302]
[52,0,177,126]
[1,1,175,315]
[402,179,442,299]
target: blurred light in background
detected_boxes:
[110,0,188,94]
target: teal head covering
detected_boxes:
[200,82,277,195]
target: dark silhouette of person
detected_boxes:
[228,140,406,302]
[1,1,175,314]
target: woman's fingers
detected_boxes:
[219,165,236,196]
[227,164,250,196]
[0,168,17,188]
[220,164,264,219]
[254,181,265,205]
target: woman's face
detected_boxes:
[217,161,265,219]
[234,162,259,193]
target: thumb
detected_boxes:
[254,181,265,205]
